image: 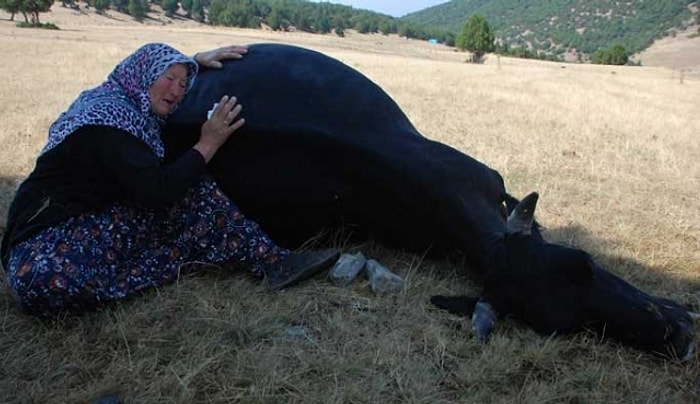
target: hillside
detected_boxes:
[4,2,699,74]
[0,3,459,61]
[638,27,700,74]
[404,0,699,57]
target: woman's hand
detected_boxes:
[194,45,248,69]
[195,95,245,162]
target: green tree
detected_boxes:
[161,0,178,18]
[13,0,55,24]
[444,32,455,47]
[180,0,192,17]
[205,0,224,24]
[112,0,128,13]
[190,0,204,22]
[354,18,370,34]
[398,23,418,38]
[0,0,23,21]
[592,44,628,65]
[91,0,109,14]
[266,8,281,30]
[311,7,330,33]
[293,12,310,32]
[378,20,392,35]
[456,14,495,63]
[607,44,629,65]
[128,0,148,21]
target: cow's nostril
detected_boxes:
[680,344,694,362]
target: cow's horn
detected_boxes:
[507,192,539,235]
[689,311,700,320]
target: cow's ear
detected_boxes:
[507,192,539,235]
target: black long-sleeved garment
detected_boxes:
[1,125,206,266]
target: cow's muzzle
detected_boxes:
[588,263,695,361]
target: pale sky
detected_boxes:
[310,0,448,17]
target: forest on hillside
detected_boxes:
[0,0,454,43]
[405,0,700,56]
[4,0,698,62]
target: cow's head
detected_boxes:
[482,193,695,360]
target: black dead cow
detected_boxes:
[163,43,695,360]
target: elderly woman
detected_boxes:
[1,43,339,317]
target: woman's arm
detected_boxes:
[194,45,248,69]
[76,126,207,207]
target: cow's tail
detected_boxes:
[430,295,479,316]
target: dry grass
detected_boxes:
[1,5,699,403]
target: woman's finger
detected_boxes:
[214,96,234,118]
[228,103,242,119]
[228,117,245,133]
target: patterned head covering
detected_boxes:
[42,43,198,158]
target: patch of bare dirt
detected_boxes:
[636,24,700,76]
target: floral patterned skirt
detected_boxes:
[5,176,289,317]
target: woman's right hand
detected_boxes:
[194,95,245,162]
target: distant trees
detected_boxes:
[22,0,53,24]
[591,44,629,65]
[127,0,147,22]
[0,0,455,45]
[0,0,54,24]
[189,0,204,22]
[110,0,127,13]
[495,42,562,62]
[0,0,23,21]
[91,0,110,14]
[179,0,191,17]
[456,14,495,63]
[200,0,453,43]
[161,0,177,18]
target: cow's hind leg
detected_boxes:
[430,295,478,316]
[431,295,498,342]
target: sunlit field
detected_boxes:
[1,6,699,403]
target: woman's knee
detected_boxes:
[6,253,93,317]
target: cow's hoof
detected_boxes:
[471,299,497,343]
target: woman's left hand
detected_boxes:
[195,45,248,69]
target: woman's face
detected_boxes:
[149,64,188,117]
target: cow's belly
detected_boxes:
[204,129,442,250]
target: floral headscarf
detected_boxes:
[42,43,198,159]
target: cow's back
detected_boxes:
[167,43,419,145]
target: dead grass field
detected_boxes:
[0,5,699,403]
